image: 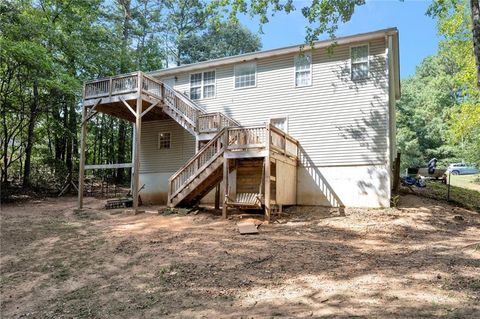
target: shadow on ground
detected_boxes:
[1,195,479,318]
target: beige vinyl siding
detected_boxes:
[160,38,389,167]
[140,119,195,174]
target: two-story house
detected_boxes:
[78,27,400,219]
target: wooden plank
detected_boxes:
[222,139,229,219]
[224,150,268,159]
[140,101,159,118]
[270,151,297,166]
[120,97,137,117]
[228,143,265,150]
[238,222,259,235]
[83,93,138,107]
[132,95,142,211]
[81,99,102,126]
[85,163,133,170]
[214,183,220,210]
[264,124,272,222]
[78,103,87,209]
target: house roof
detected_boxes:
[148,27,400,98]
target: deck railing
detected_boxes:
[84,72,140,99]
[169,128,228,198]
[227,126,267,151]
[269,125,298,158]
[227,124,298,157]
[84,72,239,134]
[168,123,299,202]
[198,112,240,134]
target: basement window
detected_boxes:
[190,70,216,100]
[351,45,369,80]
[158,132,171,149]
[234,63,256,89]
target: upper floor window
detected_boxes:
[190,70,215,100]
[234,63,256,89]
[294,53,312,87]
[351,45,369,80]
[158,132,171,149]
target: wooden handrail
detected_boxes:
[169,127,227,183]
[169,127,228,198]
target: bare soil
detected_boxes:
[1,195,479,318]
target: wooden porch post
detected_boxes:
[214,184,220,210]
[132,96,142,211]
[78,103,87,209]
[222,132,229,218]
[264,124,272,221]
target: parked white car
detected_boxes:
[447,163,479,175]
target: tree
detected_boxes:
[428,0,480,166]
[209,0,365,43]
[396,56,460,169]
[178,22,262,64]
[164,0,212,66]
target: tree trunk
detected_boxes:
[23,81,39,187]
[117,0,131,184]
[471,0,480,90]
[117,120,126,183]
[66,94,76,183]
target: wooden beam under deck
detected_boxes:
[85,95,170,123]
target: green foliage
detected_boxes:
[0,0,264,192]
[398,0,480,170]
[179,22,262,64]
[208,0,365,43]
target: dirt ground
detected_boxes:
[1,195,479,318]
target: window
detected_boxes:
[190,71,215,100]
[203,71,215,98]
[234,63,256,88]
[158,132,171,149]
[190,73,202,100]
[270,117,288,132]
[294,53,312,87]
[351,45,369,80]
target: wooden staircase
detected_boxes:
[83,72,299,215]
[168,128,229,207]
[83,71,239,137]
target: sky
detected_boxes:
[238,0,440,79]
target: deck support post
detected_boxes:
[264,124,272,222]
[215,183,220,210]
[77,103,87,209]
[222,158,229,219]
[132,95,142,211]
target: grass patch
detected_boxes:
[449,174,480,192]
[422,180,480,212]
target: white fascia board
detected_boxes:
[149,28,399,78]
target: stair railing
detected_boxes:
[168,128,228,202]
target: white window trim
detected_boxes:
[189,69,216,100]
[233,63,257,90]
[350,43,370,81]
[158,132,171,150]
[269,116,289,133]
[294,52,313,87]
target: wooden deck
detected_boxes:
[80,71,298,220]
[168,123,299,220]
